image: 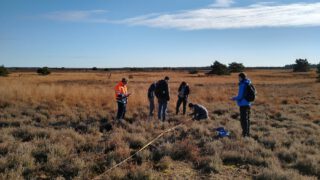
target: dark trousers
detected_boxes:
[149,97,155,116]
[240,106,251,137]
[158,100,168,121]
[116,102,126,120]
[194,113,208,121]
[176,97,187,115]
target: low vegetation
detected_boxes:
[228,62,245,73]
[0,69,319,179]
[37,67,51,75]
[0,66,9,77]
[317,63,320,82]
[293,58,310,72]
[207,61,230,75]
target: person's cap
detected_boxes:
[164,76,170,80]
[238,72,246,79]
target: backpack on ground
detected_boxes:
[244,83,256,102]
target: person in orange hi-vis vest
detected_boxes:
[114,78,131,121]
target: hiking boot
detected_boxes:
[117,119,126,124]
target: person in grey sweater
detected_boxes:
[188,103,208,120]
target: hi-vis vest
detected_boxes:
[114,82,128,102]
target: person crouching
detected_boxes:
[188,103,208,120]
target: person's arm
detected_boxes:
[166,83,170,101]
[189,108,195,118]
[178,84,182,93]
[232,83,245,101]
[186,86,190,97]
[147,85,152,98]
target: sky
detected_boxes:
[0,0,320,68]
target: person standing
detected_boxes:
[148,81,157,117]
[114,78,131,121]
[232,73,253,137]
[176,81,190,115]
[155,76,170,121]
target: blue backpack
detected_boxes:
[216,127,230,138]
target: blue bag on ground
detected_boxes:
[216,127,230,138]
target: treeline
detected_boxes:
[1,58,319,79]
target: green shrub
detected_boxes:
[228,62,245,73]
[207,61,230,75]
[0,65,9,77]
[189,69,199,74]
[293,59,310,72]
[37,67,51,75]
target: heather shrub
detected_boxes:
[195,154,222,174]
[170,139,200,162]
[294,157,320,178]
[255,168,306,180]
[155,156,172,171]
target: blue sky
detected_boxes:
[0,0,320,68]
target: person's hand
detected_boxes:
[126,93,132,97]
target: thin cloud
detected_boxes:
[122,2,320,30]
[210,0,234,7]
[44,10,109,22]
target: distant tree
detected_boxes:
[207,61,230,75]
[293,59,310,72]
[284,64,294,69]
[228,62,245,73]
[92,67,98,71]
[130,68,139,71]
[0,65,9,77]
[189,69,199,74]
[317,63,320,82]
[37,67,51,75]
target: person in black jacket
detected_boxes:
[176,81,190,115]
[188,103,208,120]
[148,82,157,117]
[155,76,170,121]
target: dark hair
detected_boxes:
[164,76,170,80]
[181,81,186,86]
[238,72,247,79]
[188,103,194,108]
[122,78,128,83]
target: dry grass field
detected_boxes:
[0,69,319,179]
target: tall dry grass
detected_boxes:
[0,69,319,179]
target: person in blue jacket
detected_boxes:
[232,72,252,137]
